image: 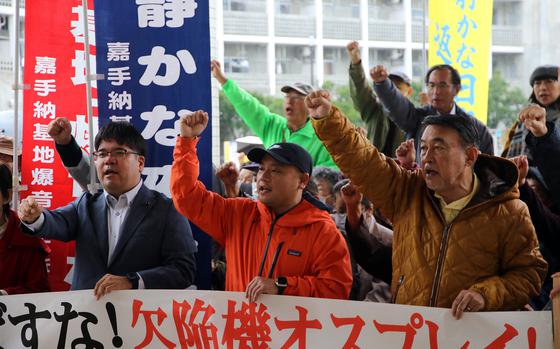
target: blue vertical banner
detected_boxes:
[94,0,213,288]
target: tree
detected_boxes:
[487,71,527,128]
[410,81,427,107]
[219,90,284,142]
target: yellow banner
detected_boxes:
[429,0,493,124]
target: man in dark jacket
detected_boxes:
[19,122,197,298]
[372,64,494,157]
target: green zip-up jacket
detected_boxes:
[222,79,338,169]
[349,62,406,157]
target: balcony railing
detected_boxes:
[323,17,360,40]
[224,11,268,36]
[0,0,25,8]
[275,15,315,38]
[369,20,405,41]
[492,26,522,46]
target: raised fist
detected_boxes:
[18,196,43,224]
[519,104,547,137]
[370,65,388,83]
[305,90,332,119]
[396,139,416,171]
[179,110,209,138]
[211,60,228,85]
[346,41,361,65]
[47,117,72,145]
[216,162,239,188]
[340,181,362,208]
[510,155,528,187]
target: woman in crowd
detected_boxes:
[0,163,50,295]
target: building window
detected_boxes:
[0,15,9,40]
[369,48,405,72]
[492,0,522,26]
[223,0,266,12]
[369,0,405,21]
[224,43,267,74]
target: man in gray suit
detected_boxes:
[19,122,197,298]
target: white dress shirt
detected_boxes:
[436,103,457,115]
[105,180,143,262]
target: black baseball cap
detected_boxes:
[247,142,313,175]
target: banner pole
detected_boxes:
[11,0,21,208]
[554,273,560,349]
[80,0,98,193]
[421,0,427,92]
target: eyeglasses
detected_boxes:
[284,95,304,101]
[427,82,454,91]
[93,149,141,161]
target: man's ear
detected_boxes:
[453,84,461,96]
[405,85,413,97]
[138,155,145,173]
[465,146,479,167]
[299,173,310,190]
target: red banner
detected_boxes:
[22,0,97,291]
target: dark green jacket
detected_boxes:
[349,62,406,157]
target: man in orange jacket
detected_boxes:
[170,110,352,301]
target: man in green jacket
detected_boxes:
[211,60,337,168]
[347,41,416,157]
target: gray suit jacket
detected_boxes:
[23,184,197,290]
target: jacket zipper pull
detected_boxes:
[392,275,405,304]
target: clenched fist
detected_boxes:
[346,41,361,65]
[211,60,228,85]
[179,110,209,138]
[510,155,529,187]
[396,139,416,171]
[305,90,332,119]
[370,65,388,83]
[18,196,43,224]
[47,117,72,145]
[340,181,362,208]
[519,104,547,137]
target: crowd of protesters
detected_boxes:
[1,40,559,319]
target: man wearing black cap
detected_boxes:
[210,60,337,168]
[371,63,494,157]
[502,65,560,159]
[170,110,352,301]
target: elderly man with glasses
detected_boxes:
[371,64,494,157]
[18,122,197,298]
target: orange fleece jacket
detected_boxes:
[170,137,352,299]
